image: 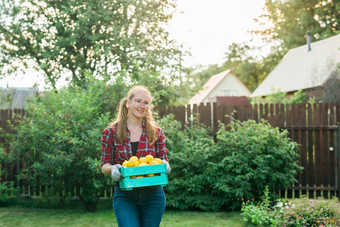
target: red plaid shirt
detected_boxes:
[101,121,168,166]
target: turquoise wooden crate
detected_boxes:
[119,164,168,190]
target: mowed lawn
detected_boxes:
[0,207,247,227]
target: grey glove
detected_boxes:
[111,164,123,181]
[162,160,171,175]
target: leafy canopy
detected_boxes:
[0,0,181,90]
[254,0,340,50]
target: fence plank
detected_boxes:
[300,127,307,187]
[199,103,212,129]
[212,103,218,134]
[187,104,191,129]
[329,129,336,187]
[173,105,185,127]
[253,104,259,123]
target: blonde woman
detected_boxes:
[101,85,171,227]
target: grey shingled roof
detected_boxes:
[251,34,340,97]
[0,87,38,109]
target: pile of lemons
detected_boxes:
[122,155,163,167]
[122,155,163,179]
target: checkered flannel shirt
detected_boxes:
[101,122,168,166]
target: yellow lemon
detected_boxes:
[149,160,158,165]
[129,156,138,162]
[145,155,154,164]
[122,160,128,167]
[154,158,163,164]
[139,157,148,164]
[146,173,155,177]
[133,160,139,167]
[127,160,136,167]
[139,163,148,166]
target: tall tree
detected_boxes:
[223,42,268,91]
[0,0,181,90]
[255,0,340,50]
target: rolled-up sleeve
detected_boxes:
[101,128,115,167]
[155,128,168,161]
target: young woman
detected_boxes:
[101,85,171,227]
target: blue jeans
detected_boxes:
[113,186,166,227]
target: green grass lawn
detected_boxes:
[0,207,247,227]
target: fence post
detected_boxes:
[336,125,340,200]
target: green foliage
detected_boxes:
[0,147,17,206]
[159,114,302,212]
[5,80,114,212]
[0,181,17,207]
[0,0,182,89]
[241,189,340,226]
[129,69,180,106]
[223,42,268,91]
[159,115,218,211]
[256,0,340,50]
[241,186,274,226]
[209,118,302,210]
[251,89,308,104]
[273,196,340,227]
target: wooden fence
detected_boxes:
[1,103,340,199]
[154,103,340,199]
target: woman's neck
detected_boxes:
[126,116,143,129]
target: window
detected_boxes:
[221,90,238,96]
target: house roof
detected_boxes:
[251,34,340,97]
[0,87,38,109]
[189,69,249,104]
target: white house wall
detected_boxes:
[202,74,251,103]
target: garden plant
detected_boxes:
[3,77,128,212]
[241,190,340,226]
[159,114,302,211]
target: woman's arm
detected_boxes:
[101,127,115,175]
[102,163,113,176]
[155,128,168,161]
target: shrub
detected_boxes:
[241,186,274,226]
[0,182,16,206]
[0,147,17,206]
[5,80,117,212]
[159,115,218,211]
[273,196,340,227]
[160,115,301,212]
[241,187,340,227]
[207,117,302,210]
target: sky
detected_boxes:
[167,0,268,67]
[1,0,268,89]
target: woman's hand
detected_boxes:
[111,164,123,181]
[162,160,171,175]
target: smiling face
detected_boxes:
[126,90,151,120]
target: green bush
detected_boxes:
[5,78,123,212]
[273,196,340,227]
[208,118,302,210]
[0,182,16,206]
[0,147,18,206]
[159,115,218,211]
[241,188,340,227]
[241,186,274,226]
[160,115,302,211]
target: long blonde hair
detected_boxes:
[111,85,158,145]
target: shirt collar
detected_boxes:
[142,118,146,128]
